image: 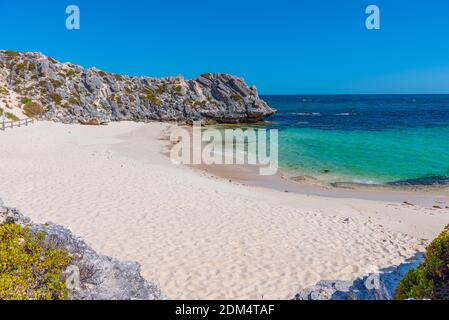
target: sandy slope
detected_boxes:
[0,121,448,299]
[0,77,25,120]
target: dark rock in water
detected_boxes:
[0,51,276,124]
[293,253,424,300]
[0,200,167,300]
[388,175,449,187]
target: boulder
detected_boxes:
[0,200,167,300]
[293,254,424,300]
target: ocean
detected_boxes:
[261,94,449,186]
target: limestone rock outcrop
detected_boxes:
[0,50,275,124]
[0,200,167,300]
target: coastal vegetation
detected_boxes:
[21,97,32,105]
[192,100,207,108]
[68,97,79,105]
[0,204,166,300]
[231,93,242,102]
[66,69,76,77]
[0,223,71,300]
[4,50,20,60]
[5,112,19,121]
[141,87,163,107]
[156,84,166,95]
[396,225,449,300]
[49,93,62,105]
[23,102,44,118]
[124,86,133,95]
[0,86,9,97]
[50,79,63,89]
[175,85,183,95]
[15,62,30,73]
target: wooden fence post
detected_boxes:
[0,118,34,131]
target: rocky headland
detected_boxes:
[0,50,275,124]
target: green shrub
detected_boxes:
[21,97,32,105]
[5,112,19,121]
[175,85,183,95]
[50,79,63,89]
[107,94,117,102]
[0,86,9,96]
[124,87,133,95]
[231,93,242,102]
[155,85,166,95]
[3,50,20,60]
[192,100,206,108]
[49,93,62,105]
[395,225,449,300]
[0,107,3,116]
[0,224,71,300]
[142,87,155,97]
[15,62,28,72]
[23,102,44,118]
[68,97,79,105]
[66,70,76,77]
[141,87,163,107]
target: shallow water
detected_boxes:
[262,94,449,185]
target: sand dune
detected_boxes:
[1,121,448,299]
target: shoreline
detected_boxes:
[189,162,449,209]
[173,124,449,209]
[1,121,448,299]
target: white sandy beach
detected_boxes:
[1,121,448,300]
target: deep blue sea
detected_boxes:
[261,95,449,185]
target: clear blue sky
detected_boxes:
[0,0,448,94]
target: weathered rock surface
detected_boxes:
[293,254,424,300]
[0,50,275,124]
[0,199,167,300]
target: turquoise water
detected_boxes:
[262,95,449,185]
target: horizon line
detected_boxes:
[260,93,449,96]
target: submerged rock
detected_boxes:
[0,200,167,300]
[0,51,276,124]
[388,175,449,187]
